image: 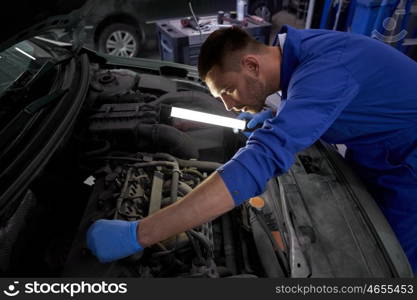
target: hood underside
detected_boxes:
[0,0,87,51]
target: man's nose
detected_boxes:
[221,94,236,111]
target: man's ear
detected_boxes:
[241,55,259,76]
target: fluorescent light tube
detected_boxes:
[171,107,246,130]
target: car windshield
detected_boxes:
[0,40,56,127]
[0,40,53,94]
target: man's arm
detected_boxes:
[138,171,235,247]
[87,171,235,262]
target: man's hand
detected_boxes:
[237,109,274,136]
[87,219,143,263]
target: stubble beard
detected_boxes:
[244,75,266,114]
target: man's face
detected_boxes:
[205,64,267,114]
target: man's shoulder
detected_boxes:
[295,27,381,51]
[281,25,349,39]
[285,26,385,66]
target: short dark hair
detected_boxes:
[198,26,264,81]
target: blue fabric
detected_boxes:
[217,25,417,273]
[87,219,143,263]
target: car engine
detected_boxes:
[58,65,272,278]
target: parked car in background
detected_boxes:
[53,0,281,57]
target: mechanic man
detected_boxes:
[87,25,417,274]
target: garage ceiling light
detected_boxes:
[170,107,246,130]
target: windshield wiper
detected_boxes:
[0,88,68,155]
[28,55,73,88]
[0,54,73,99]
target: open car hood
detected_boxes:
[0,0,88,51]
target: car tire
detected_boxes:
[249,0,273,22]
[98,23,142,57]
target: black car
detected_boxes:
[0,1,413,278]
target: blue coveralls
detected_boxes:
[217,25,417,273]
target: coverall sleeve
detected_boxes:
[217,58,360,205]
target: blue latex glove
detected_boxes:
[237,109,274,137]
[87,219,143,263]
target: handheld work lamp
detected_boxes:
[170,107,246,131]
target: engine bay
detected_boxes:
[1,64,281,278]
[62,66,279,277]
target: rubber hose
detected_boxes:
[249,208,285,277]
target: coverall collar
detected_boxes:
[274,25,301,99]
